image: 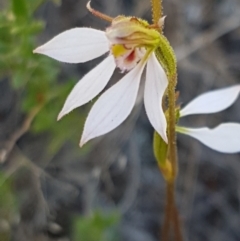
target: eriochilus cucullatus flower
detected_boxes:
[33,1,176,147]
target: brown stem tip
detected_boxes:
[86,1,113,23]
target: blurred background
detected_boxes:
[0,0,240,240]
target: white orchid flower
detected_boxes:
[177,85,240,153]
[34,13,168,146]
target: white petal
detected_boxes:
[80,61,146,146]
[33,28,109,63]
[144,53,168,142]
[180,85,240,117]
[177,123,240,153]
[58,55,116,120]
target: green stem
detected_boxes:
[151,0,163,24]
[164,72,183,241]
[167,74,178,179]
[151,1,182,239]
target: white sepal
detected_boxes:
[144,53,168,142]
[177,123,240,153]
[58,55,116,120]
[180,85,240,117]
[33,28,109,63]
[80,61,146,146]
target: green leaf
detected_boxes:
[11,0,29,19]
[72,211,119,241]
[153,131,168,167]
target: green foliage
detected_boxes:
[72,211,120,241]
[0,0,89,154]
[11,0,29,20]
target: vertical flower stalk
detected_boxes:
[157,44,182,241]
[151,0,163,26]
[151,0,182,240]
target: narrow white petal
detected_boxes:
[33,28,109,63]
[180,85,240,117]
[144,53,168,142]
[58,55,116,120]
[80,61,146,146]
[177,123,240,153]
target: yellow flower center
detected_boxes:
[106,16,160,71]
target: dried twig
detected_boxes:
[0,105,42,163]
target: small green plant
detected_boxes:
[72,211,119,241]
